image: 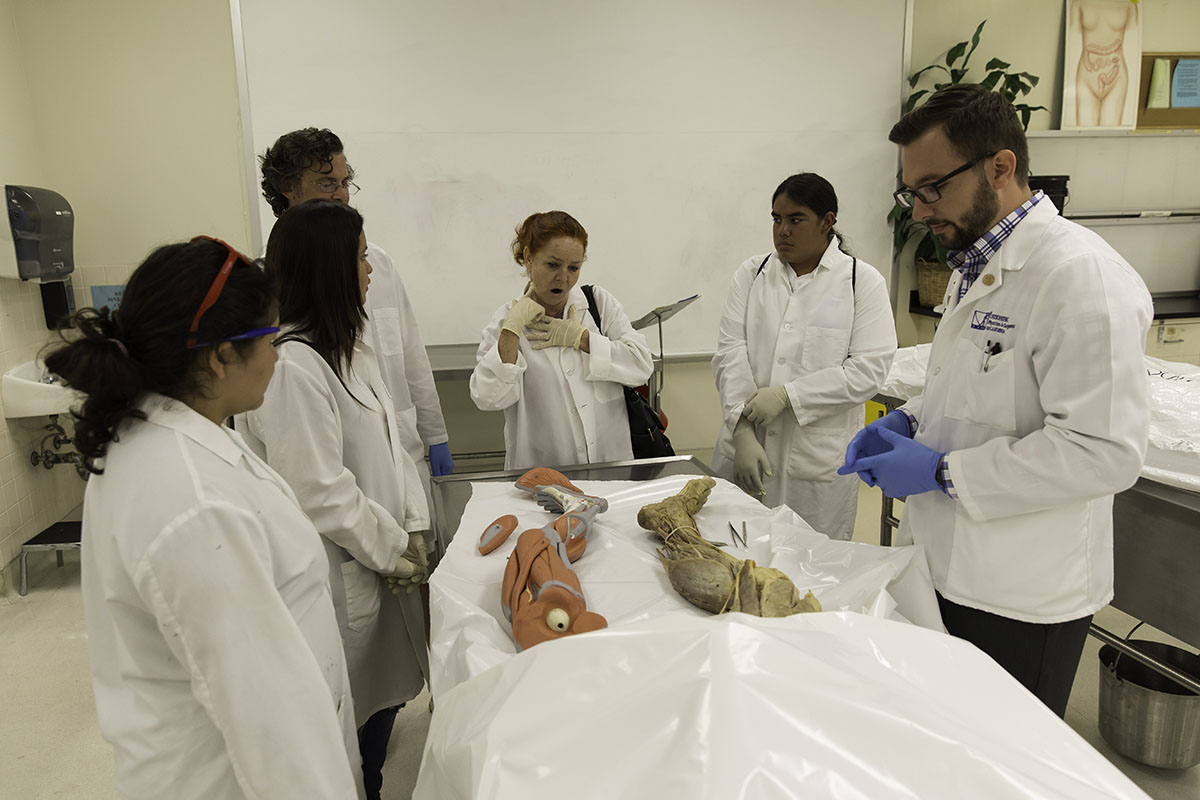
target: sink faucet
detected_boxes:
[30,416,88,481]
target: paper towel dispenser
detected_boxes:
[3,185,75,281]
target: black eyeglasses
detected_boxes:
[893,151,997,209]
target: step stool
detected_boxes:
[18,521,82,596]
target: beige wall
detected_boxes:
[0,0,83,589]
[910,1,1066,131]
[911,0,1200,131]
[0,0,250,589]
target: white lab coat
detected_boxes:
[471,283,654,470]
[363,242,449,514]
[897,199,1152,623]
[711,239,897,540]
[238,336,430,724]
[82,394,363,800]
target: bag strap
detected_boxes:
[757,252,855,290]
[581,284,603,333]
[272,333,367,409]
[754,254,771,278]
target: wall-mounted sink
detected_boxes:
[1,360,84,418]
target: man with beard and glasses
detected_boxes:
[838,83,1152,717]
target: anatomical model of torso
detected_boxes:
[1073,0,1137,126]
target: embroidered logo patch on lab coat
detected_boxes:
[971,311,1016,335]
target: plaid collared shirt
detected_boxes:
[898,408,954,497]
[946,190,1044,303]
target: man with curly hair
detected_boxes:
[260,128,453,493]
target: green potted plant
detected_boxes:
[892,20,1047,308]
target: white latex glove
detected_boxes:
[387,532,429,594]
[501,294,546,337]
[732,417,772,497]
[743,385,790,427]
[525,305,587,350]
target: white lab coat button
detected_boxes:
[768,430,778,437]
[784,323,793,331]
[933,367,941,376]
[567,368,575,375]
[778,357,785,365]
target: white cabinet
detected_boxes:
[1146,319,1200,366]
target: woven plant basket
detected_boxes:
[915,259,953,307]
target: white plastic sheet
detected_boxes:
[879,342,932,401]
[1142,355,1200,492]
[429,475,942,696]
[415,612,1150,799]
[880,346,1200,494]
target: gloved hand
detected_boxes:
[843,410,913,468]
[387,532,430,594]
[526,305,587,350]
[428,442,454,476]
[742,385,790,427]
[731,417,772,497]
[501,293,545,337]
[838,426,943,499]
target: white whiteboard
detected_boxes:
[237,0,906,353]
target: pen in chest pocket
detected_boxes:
[980,340,1002,372]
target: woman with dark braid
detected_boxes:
[45,237,364,799]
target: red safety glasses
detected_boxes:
[185,236,278,349]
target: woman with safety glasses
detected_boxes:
[236,199,429,800]
[44,237,363,798]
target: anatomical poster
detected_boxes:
[1062,0,1142,129]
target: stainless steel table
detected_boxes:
[1094,477,1200,693]
[429,455,715,558]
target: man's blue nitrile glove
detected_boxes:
[429,442,454,476]
[843,426,943,499]
[843,410,912,466]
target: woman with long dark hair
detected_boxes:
[711,172,897,540]
[45,237,363,798]
[237,199,428,800]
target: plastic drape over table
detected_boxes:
[417,476,1149,799]
[883,346,1200,493]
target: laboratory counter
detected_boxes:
[1150,291,1200,320]
[425,343,713,381]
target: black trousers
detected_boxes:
[357,705,400,800]
[936,593,1092,718]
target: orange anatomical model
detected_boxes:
[500,527,608,650]
[480,468,609,650]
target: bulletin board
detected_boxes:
[1137,53,1200,129]
[234,0,907,353]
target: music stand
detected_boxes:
[630,294,699,414]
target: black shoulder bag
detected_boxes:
[580,285,675,459]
